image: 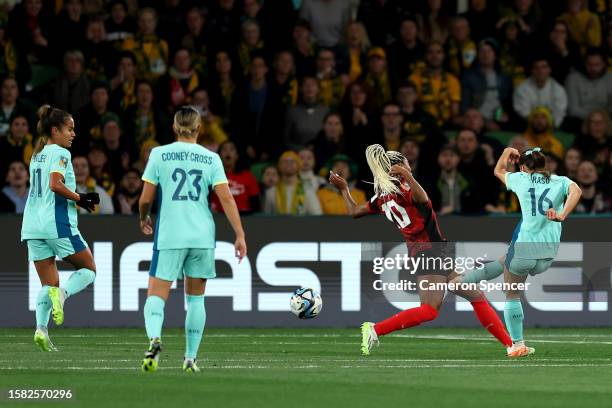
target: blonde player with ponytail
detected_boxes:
[138,106,246,373]
[330,144,515,356]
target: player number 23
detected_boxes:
[171,168,203,201]
[381,200,411,229]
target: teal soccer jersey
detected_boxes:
[142,142,228,250]
[21,144,79,240]
[505,172,575,259]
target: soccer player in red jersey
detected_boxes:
[329,144,512,356]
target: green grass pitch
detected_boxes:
[1,327,612,408]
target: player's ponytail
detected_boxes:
[519,147,551,181]
[365,144,401,196]
[173,106,201,139]
[32,104,72,157]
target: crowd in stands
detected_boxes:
[0,0,611,216]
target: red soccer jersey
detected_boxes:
[211,170,260,212]
[366,184,445,254]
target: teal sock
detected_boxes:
[62,268,96,298]
[462,260,504,284]
[504,298,524,343]
[185,295,206,360]
[144,296,165,340]
[35,285,52,329]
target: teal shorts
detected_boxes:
[150,248,216,282]
[27,234,88,262]
[507,258,554,276]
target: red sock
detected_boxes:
[471,300,512,347]
[374,304,439,336]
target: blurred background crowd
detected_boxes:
[0,0,611,216]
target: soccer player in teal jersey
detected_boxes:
[454,147,582,357]
[21,105,100,352]
[138,106,247,373]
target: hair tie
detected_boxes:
[524,147,541,156]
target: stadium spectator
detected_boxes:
[356,0,416,47]
[462,108,504,157]
[101,113,132,185]
[497,19,526,87]
[417,0,450,44]
[445,16,476,78]
[132,139,159,175]
[315,47,345,108]
[574,160,611,213]
[260,163,279,192]
[88,145,116,197]
[72,155,115,214]
[559,0,601,52]
[157,48,202,113]
[50,50,91,114]
[0,160,28,214]
[339,81,374,142]
[0,115,33,182]
[122,7,169,83]
[310,112,348,172]
[0,77,35,138]
[395,81,438,146]
[563,147,582,180]
[190,88,228,151]
[543,20,581,84]
[387,16,425,89]
[110,52,138,112]
[155,0,184,49]
[455,128,497,213]
[208,0,242,50]
[74,83,112,155]
[460,39,512,130]
[513,57,567,128]
[363,47,391,109]
[575,110,612,172]
[461,0,499,43]
[263,151,322,215]
[299,0,351,48]
[8,0,53,64]
[565,49,612,125]
[410,41,461,127]
[298,148,325,192]
[375,102,407,152]
[521,106,565,159]
[53,0,87,59]
[284,76,329,150]
[83,16,117,82]
[399,137,423,181]
[211,140,260,214]
[342,21,370,83]
[113,168,142,214]
[208,50,240,128]
[105,0,136,46]
[180,6,209,79]
[497,0,540,38]
[230,54,278,159]
[0,17,21,84]
[291,19,316,78]
[122,81,170,148]
[269,51,299,108]
[428,144,477,214]
[236,19,265,76]
[317,154,365,215]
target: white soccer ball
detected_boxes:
[290,288,323,319]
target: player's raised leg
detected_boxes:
[31,255,59,352]
[142,274,172,372]
[361,275,443,356]
[53,245,96,325]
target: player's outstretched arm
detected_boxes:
[328,171,370,218]
[390,164,428,203]
[50,172,99,213]
[214,183,247,262]
[547,183,582,222]
[139,181,157,235]
[494,147,520,185]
